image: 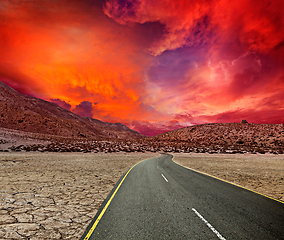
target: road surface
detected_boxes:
[80,154,284,239]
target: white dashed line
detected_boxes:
[161,174,168,182]
[192,208,226,240]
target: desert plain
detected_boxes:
[0,151,283,239]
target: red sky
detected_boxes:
[0,0,283,136]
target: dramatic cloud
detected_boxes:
[104,0,284,55]
[50,99,71,111]
[73,101,94,118]
[0,0,283,135]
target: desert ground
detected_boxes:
[0,152,283,239]
[173,153,284,202]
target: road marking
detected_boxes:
[192,208,226,240]
[161,173,168,182]
[83,162,140,240]
[173,158,284,204]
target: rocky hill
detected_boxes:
[0,81,143,139]
[2,121,284,154]
[148,122,284,154]
[1,81,284,154]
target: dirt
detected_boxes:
[173,153,284,202]
[0,152,157,239]
[0,152,283,239]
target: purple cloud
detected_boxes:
[73,101,93,118]
[50,98,71,111]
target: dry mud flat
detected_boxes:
[0,152,157,239]
[0,152,283,239]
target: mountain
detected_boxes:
[0,81,143,139]
[149,122,284,153]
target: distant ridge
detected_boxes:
[0,81,143,139]
[149,122,284,153]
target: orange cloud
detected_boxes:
[0,0,283,135]
[0,0,155,122]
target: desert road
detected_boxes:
[80,154,284,239]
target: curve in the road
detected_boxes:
[172,156,284,204]
[81,154,284,240]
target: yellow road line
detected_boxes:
[83,162,140,240]
[172,157,284,204]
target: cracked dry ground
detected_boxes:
[0,152,157,239]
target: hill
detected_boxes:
[148,122,284,154]
[0,81,143,139]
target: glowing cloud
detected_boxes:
[0,0,283,136]
[104,0,284,55]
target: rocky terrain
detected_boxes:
[0,81,143,139]
[1,81,284,239]
[1,80,284,154]
[2,121,284,154]
[149,122,284,154]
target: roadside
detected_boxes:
[1,152,282,239]
[173,153,284,202]
[0,152,157,239]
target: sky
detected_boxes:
[0,0,283,136]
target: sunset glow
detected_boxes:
[0,0,283,136]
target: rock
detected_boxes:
[241,119,248,123]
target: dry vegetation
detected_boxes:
[2,122,284,155]
[150,122,284,154]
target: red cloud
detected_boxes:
[104,0,284,55]
[0,0,283,136]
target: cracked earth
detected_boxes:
[0,152,157,239]
[1,152,283,239]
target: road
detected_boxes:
[80,154,284,239]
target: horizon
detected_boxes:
[2,79,284,138]
[0,0,283,136]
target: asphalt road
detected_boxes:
[81,154,284,240]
